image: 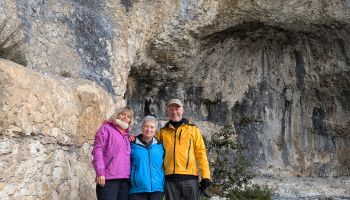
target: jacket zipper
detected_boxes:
[173,130,176,174]
[148,147,152,191]
[186,139,191,169]
[123,135,129,177]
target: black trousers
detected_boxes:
[129,192,164,200]
[165,179,200,200]
[96,179,130,200]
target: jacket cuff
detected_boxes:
[202,173,211,179]
[96,169,105,177]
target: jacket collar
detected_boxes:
[103,120,129,135]
[135,135,159,146]
[164,118,190,129]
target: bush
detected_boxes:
[205,124,273,199]
[0,19,27,66]
[228,184,272,200]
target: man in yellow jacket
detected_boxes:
[157,99,211,200]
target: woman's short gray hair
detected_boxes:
[109,106,134,127]
[142,115,158,128]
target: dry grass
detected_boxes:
[0,18,27,66]
[60,70,72,77]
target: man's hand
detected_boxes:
[96,176,105,187]
[200,178,211,192]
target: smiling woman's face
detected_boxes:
[142,120,156,140]
[116,110,132,125]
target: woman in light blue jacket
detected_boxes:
[129,116,164,200]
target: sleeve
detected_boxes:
[193,126,211,179]
[91,124,108,177]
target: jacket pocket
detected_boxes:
[132,165,137,187]
[105,156,114,169]
[186,139,191,169]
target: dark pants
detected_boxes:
[96,179,130,200]
[165,179,200,200]
[129,192,164,200]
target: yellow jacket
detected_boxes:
[157,119,211,179]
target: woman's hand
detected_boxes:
[96,176,105,187]
[128,134,136,142]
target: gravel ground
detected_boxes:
[252,177,350,200]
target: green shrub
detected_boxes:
[208,124,237,149]
[205,124,273,199]
[0,19,27,66]
[228,184,272,200]
[210,150,253,193]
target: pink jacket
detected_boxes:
[92,121,131,179]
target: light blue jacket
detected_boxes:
[130,136,164,194]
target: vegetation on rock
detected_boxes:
[0,19,27,66]
[205,124,272,199]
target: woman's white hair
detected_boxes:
[142,115,158,128]
[109,106,134,127]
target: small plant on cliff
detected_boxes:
[0,19,27,66]
[60,70,72,77]
[124,76,137,98]
[204,124,272,200]
[238,116,263,126]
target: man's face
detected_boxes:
[167,104,183,122]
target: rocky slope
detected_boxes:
[0,0,349,199]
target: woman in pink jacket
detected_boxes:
[92,107,134,200]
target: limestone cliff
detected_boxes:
[129,0,350,178]
[0,59,117,199]
[0,0,350,199]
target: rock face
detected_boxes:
[0,59,116,199]
[129,0,350,178]
[0,0,350,199]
